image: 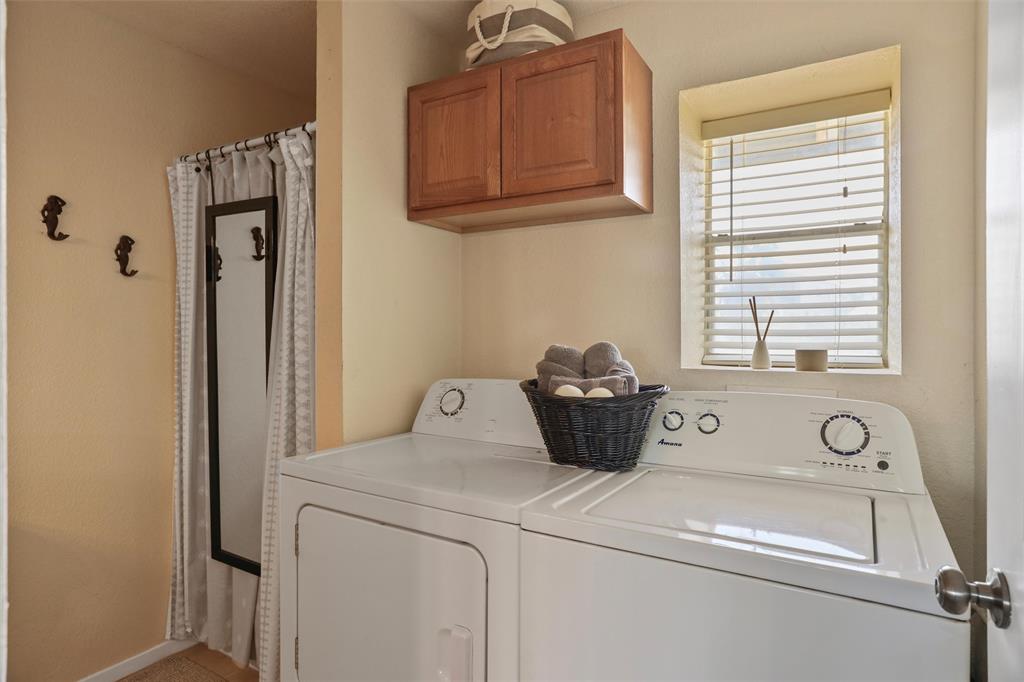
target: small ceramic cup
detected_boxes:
[751,339,771,369]
[795,349,829,372]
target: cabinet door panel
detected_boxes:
[409,69,501,209]
[502,39,617,197]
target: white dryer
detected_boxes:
[520,391,970,681]
[279,379,589,682]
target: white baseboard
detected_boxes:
[79,638,196,682]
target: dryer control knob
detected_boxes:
[439,387,465,416]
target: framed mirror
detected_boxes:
[205,197,277,575]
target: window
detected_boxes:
[701,97,891,368]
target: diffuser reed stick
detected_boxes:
[749,296,774,369]
[749,297,761,341]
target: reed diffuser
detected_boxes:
[749,296,775,370]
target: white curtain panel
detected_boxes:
[257,132,316,682]
[167,140,309,670]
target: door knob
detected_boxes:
[935,565,1012,628]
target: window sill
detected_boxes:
[681,364,901,377]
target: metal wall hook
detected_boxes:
[40,195,70,241]
[115,235,138,277]
[251,226,266,261]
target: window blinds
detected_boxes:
[702,108,890,368]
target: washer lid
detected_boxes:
[522,467,964,619]
[587,470,875,562]
[281,433,589,523]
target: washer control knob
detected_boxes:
[820,414,870,456]
[697,412,721,435]
[439,387,465,416]
[662,410,684,431]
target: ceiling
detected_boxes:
[83,1,625,102]
[86,1,316,100]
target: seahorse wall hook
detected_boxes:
[251,226,266,261]
[115,235,138,277]
[40,195,69,241]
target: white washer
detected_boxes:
[279,379,589,682]
[520,391,970,682]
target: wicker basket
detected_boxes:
[520,379,669,471]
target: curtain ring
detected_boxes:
[243,138,252,152]
[234,141,242,152]
[302,123,309,134]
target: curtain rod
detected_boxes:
[178,120,317,163]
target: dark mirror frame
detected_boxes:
[205,196,278,576]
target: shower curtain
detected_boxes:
[166,131,315,676]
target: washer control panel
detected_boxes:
[641,391,925,494]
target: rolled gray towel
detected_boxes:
[536,359,582,393]
[584,341,623,378]
[544,344,585,376]
[549,375,629,396]
[606,360,640,394]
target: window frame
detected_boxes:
[678,64,903,375]
[699,109,892,369]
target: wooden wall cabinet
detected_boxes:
[408,30,652,233]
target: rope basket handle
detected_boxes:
[474,5,514,50]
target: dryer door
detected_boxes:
[297,506,487,681]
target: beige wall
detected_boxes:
[316,0,344,448]
[6,3,312,679]
[341,1,462,442]
[461,1,980,573]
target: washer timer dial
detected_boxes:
[820,413,870,456]
[439,387,465,416]
[662,410,684,431]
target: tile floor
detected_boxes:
[120,644,258,681]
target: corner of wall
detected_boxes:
[971,0,988,676]
[315,0,344,449]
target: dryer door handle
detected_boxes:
[437,625,473,682]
